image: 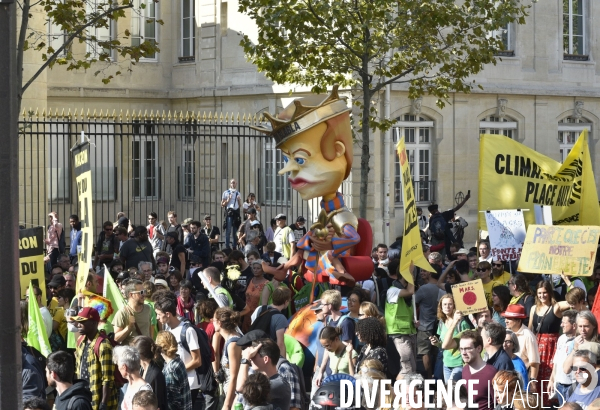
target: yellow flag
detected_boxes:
[478,130,600,230]
[397,137,435,284]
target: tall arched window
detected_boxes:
[393,115,434,205]
[558,116,591,162]
[479,115,518,139]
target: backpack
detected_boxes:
[428,213,447,241]
[77,331,127,388]
[277,358,310,410]
[250,305,284,335]
[179,319,217,393]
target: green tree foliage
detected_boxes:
[238,0,529,217]
[17,0,162,111]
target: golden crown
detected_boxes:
[251,85,350,146]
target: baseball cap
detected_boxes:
[117,216,129,227]
[156,256,169,265]
[452,248,469,256]
[275,213,286,220]
[250,220,261,227]
[70,307,100,322]
[203,215,211,220]
[236,330,269,348]
[116,271,130,281]
[154,279,169,288]
[183,218,193,225]
[296,216,306,222]
[247,208,257,214]
[48,274,66,288]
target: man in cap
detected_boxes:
[237,207,259,247]
[72,307,118,410]
[181,218,193,244]
[289,216,307,254]
[155,255,170,278]
[502,304,540,392]
[272,214,294,259]
[201,214,220,252]
[47,274,68,341]
[452,248,469,261]
[165,231,186,273]
[221,178,243,249]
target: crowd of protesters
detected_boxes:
[19,186,600,410]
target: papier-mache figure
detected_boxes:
[253,85,372,287]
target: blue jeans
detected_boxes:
[225,215,238,249]
[443,365,463,383]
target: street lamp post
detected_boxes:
[0,0,24,407]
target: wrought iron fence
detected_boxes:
[19,110,351,247]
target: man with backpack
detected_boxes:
[154,292,217,410]
[72,307,119,410]
[47,351,93,410]
[427,191,470,258]
[250,287,291,360]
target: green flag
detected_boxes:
[26,281,52,357]
[103,265,126,323]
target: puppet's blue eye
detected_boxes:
[283,155,289,164]
[295,158,305,165]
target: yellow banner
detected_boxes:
[19,227,46,302]
[517,224,600,276]
[478,130,600,230]
[451,279,488,315]
[397,137,435,284]
[73,142,94,293]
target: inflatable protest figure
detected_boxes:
[253,86,373,352]
[253,85,373,290]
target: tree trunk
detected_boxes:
[16,0,30,116]
[359,84,371,220]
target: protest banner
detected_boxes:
[479,130,600,230]
[517,224,600,276]
[484,210,526,261]
[19,227,46,302]
[451,279,488,315]
[72,140,94,293]
[397,137,435,284]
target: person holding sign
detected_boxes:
[429,294,472,382]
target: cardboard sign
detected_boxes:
[452,279,488,315]
[72,141,94,293]
[517,225,600,276]
[485,210,526,261]
[19,227,46,302]
[397,137,435,284]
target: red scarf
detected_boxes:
[176,296,195,324]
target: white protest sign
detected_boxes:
[484,210,526,261]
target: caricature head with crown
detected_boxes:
[253,85,352,201]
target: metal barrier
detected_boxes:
[19,110,351,244]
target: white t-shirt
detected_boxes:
[553,334,576,384]
[167,321,200,390]
[222,189,240,210]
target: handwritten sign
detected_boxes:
[19,227,46,302]
[485,210,526,261]
[451,279,488,315]
[517,225,600,276]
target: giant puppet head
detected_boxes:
[253,85,353,201]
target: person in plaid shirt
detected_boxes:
[72,307,119,410]
[154,331,192,410]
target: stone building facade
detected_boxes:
[20,0,600,245]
